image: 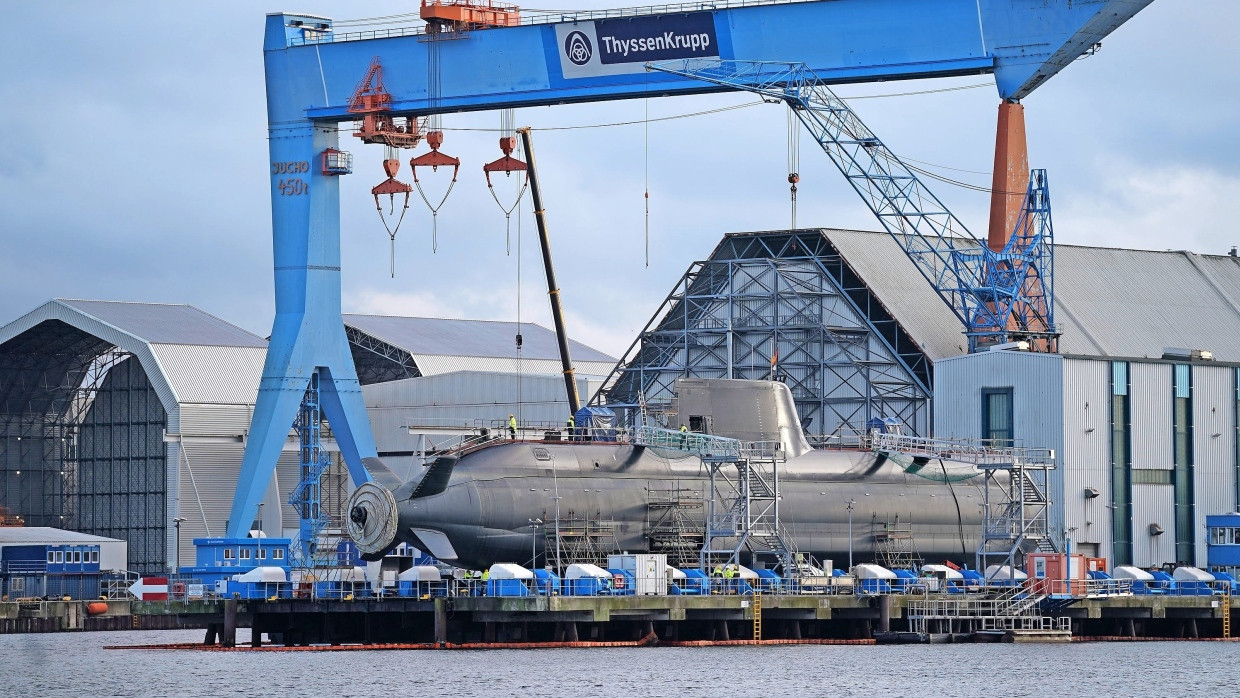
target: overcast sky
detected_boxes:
[2,1,1236,359]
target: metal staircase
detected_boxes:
[696,438,798,574]
[865,432,1057,575]
[906,586,1068,635]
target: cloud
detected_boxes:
[1058,161,1240,255]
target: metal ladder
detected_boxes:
[752,592,763,641]
[1224,589,1232,639]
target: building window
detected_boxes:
[1132,469,1173,485]
[91,551,98,563]
[240,549,251,560]
[258,549,267,560]
[74,551,82,564]
[1173,364,1195,565]
[272,549,285,561]
[982,388,1014,447]
[1111,361,1133,566]
[54,551,63,564]
[10,578,23,592]
[223,549,235,560]
[47,551,54,564]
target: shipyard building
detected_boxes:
[605,229,1240,572]
[0,231,1237,574]
[0,300,614,573]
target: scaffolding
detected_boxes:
[869,432,1057,576]
[699,439,797,573]
[874,515,922,571]
[645,482,705,569]
[543,512,621,569]
[598,231,932,438]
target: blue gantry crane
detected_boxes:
[225,0,1154,540]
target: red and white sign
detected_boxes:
[128,576,169,601]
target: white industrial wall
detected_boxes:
[1132,482,1176,567]
[98,539,128,572]
[939,354,1239,569]
[1061,359,1112,560]
[1192,364,1238,560]
[933,351,1067,540]
[171,402,300,566]
[1129,362,1173,471]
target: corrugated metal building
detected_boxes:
[0,302,615,572]
[0,299,291,574]
[920,241,1240,570]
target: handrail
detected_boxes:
[871,432,1055,467]
[291,0,823,46]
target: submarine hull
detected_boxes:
[350,440,986,570]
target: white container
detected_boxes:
[398,565,441,582]
[565,563,610,580]
[853,563,897,580]
[607,554,668,595]
[984,564,1029,582]
[1112,565,1155,582]
[487,563,534,580]
[234,566,287,583]
[1172,566,1214,582]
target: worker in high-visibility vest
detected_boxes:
[508,414,517,439]
[679,424,688,448]
[566,414,576,442]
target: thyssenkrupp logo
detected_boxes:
[565,30,593,65]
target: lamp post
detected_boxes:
[845,499,856,571]
[257,502,265,537]
[172,517,186,574]
[528,518,543,569]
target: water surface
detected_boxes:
[3,629,1235,697]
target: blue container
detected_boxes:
[1148,571,1177,593]
[566,577,608,596]
[226,580,272,600]
[607,569,635,596]
[754,568,782,593]
[533,569,561,596]
[1212,571,1238,594]
[892,569,917,592]
[857,578,893,594]
[486,579,532,597]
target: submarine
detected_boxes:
[346,379,987,570]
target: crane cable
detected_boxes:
[787,105,800,230]
[375,144,411,278]
[486,109,530,256]
[644,85,650,268]
[515,193,524,419]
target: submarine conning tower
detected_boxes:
[672,378,813,459]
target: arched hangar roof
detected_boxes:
[0,300,268,419]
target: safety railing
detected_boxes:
[633,425,741,459]
[871,432,1055,466]
[290,0,822,46]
